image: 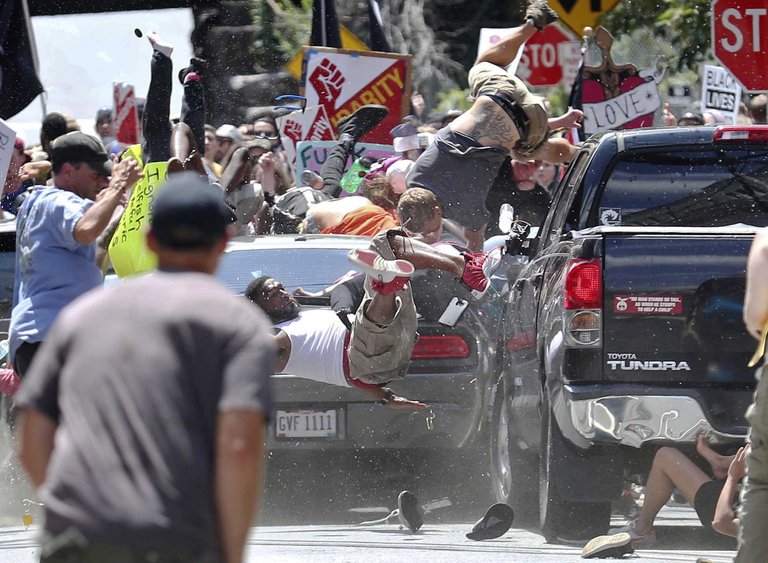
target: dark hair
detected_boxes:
[245,275,289,324]
[41,113,68,143]
[245,275,272,304]
[362,173,396,211]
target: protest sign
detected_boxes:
[0,119,16,190]
[278,47,411,167]
[701,65,741,124]
[580,27,665,135]
[109,151,166,278]
[294,140,396,181]
[113,82,140,144]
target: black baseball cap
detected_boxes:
[50,132,112,177]
[151,173,233,249]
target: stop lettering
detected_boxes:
[518,25,575,87]
[712,0,768,92]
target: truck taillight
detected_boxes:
[713,126,768,142]
[564,259,602,310]
[411,335,470,359]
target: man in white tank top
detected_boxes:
[246,231,503,408]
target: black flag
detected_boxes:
[567,61,586,144]
[0,0,43,120]
[310,0,342,48]
[367,0,391,52]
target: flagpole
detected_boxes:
[321,0,327,45]
[20,0,45,116]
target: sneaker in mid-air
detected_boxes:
[337,105,389,143]
[460,246,504,300]
[347,248,414,295]
[525,0,559,31]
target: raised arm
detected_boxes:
[712,445,747,537]
[744,228,768,339]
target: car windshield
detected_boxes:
[598,149,768,227]
[216,246,359,294]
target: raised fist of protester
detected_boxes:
[258,151,276,172]
[310,58,345,106]
[283,119,303,144]
[110,156,143,192]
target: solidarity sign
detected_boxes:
[277,47,412,167]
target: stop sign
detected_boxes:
[712,0,768,92]
[517,24,575,87]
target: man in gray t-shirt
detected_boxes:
[16,174,274,563]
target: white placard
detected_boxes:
[0,119,17,190]
[701,65,741,125]
[560,42,583,94]
[478,28,525,74]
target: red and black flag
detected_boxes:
[310,0,342,48]
[0,0,43,119]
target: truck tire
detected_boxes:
[539,396,611,542]
[489,378,538,524]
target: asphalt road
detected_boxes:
[0,426,738,562]
[0,507,738,563]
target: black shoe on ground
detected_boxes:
[525,0,559,31]
[466,503,514,541]
[397,490,423,532]
[336,105,389,143]
[581,532,634,559]
[178,57,207,85]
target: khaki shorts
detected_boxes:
[737,365,768,562]
[468,62,549,157]
[346,230,418,385]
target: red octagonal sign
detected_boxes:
[713,0,768,92]
[517,24,576,87]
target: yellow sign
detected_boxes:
[108,160,168,277]
[550,0,622,36]
[286,25,370,80]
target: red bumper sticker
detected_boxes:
[613,295,683,315]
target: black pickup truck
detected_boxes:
[489,125,768,541]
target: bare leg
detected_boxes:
[170,122,206,177]
[363,292,398,325]
[475,22,537,66]
[697,435,734,480]
[635,447,711,534]
[386,232,465,277]
[219,147,252,193]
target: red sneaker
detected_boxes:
[348,249,414,295]
[460,246,504,299]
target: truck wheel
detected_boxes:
[489,378,537,524]
[539,398,611,542]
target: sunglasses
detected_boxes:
[252,131,279,141]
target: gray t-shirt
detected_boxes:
[16,271,274,554]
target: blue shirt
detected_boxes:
[9,186,100,362]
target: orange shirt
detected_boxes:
[322,204,399,236]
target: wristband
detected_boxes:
[377,389,395,406]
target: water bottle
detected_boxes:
[499,203,515,234]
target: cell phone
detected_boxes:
[438,297,469,327]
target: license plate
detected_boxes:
[274,408,341,439]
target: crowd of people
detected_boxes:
[4,0,768,560]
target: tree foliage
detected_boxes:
[601,0,711,72]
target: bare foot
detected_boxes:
[697,434,728,480]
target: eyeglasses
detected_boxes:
[252,131,279,141]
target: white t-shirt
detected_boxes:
[276,309,349,387]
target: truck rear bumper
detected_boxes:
[562,386,748,448]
